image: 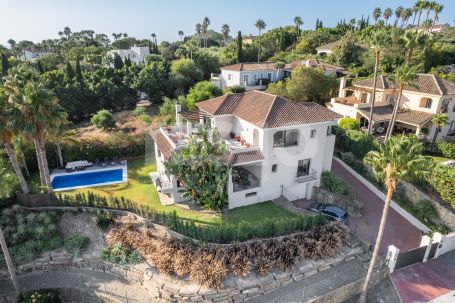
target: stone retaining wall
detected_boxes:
[399,181,455,229]
[1,244,368,302]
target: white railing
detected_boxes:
[295,169,318,183]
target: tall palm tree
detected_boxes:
[0,88,29,194]
[431,114,448,145]
[151,33,157,49]
[401,8,413,27]
[294,16,303,40]
[255,19,266,62]
[383,8,393,26]
[202,17,210,48]
[415,0,430,32]
[48,121,80,168]
[195,23,202,47]
[385,65,418,139]
[373,8,382,24]
[367,31,386,134]
[429,3,443,34]
[402,31,425,64]
[359,135,430,303]
[178,30,184,42]
[221,24,230,46]
[423,1,437,33]
[395,6,404,26]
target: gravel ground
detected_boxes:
[58,211,105,258]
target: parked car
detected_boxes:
[307,203,348,223]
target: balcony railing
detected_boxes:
[233,178,261,192]
[295,169,318,183]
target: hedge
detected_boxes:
[428,165,455,206]
[332,126,378,159]
[436,141,455,159]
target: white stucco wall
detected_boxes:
[220,69,284,89]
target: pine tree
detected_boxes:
[65,62,75,79]
[319,20,323,28]
[1,53,9,76]
[113,53,124,69]
[236,31,243,63]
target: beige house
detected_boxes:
[284,59,347,77]
[328,74,455,141]
[316,40,342,56]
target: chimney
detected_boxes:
[175,104,182,130]
[338,77,346,98]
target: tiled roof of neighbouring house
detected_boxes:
[357,105,434,126]
[353,74,455,96]
[196,91,342,128]
[227,149,264,166]
[316,40,342,51]
[220,62,278,71]
[150,130,174,160]
[285,59,346,73]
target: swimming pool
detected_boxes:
[51,166,127,191]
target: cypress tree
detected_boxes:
[319,20,323,29]
[66,62,75,79]
[1,53,9,76]
[125,56,132,67]
[36,60,45,74]
[315,18,319,30]
[75,58,83,83]
[236,31,243,63]
[113,53,124,69]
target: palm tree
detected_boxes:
[431,114,448,145]
[0,227,19,293]
[385,65,418,139]
[151,33,157,48]
[373,8,382,24]
[395,6,404,26]
[202,17,210,48]
[415,0,430,32]
[401,8,414,27]
[221,24,230,46]
[178,30,184,42]
[429,3,443,34]
[294,16,303,40]
[423,1,436,33]
[367,31,386,134]
[48,121,80,168]
[195,23,202,47]
[402,31,425,64]
[359,135,430,303]
[383,8,393,26]
[0,88,29,194]
[255,19,266,62]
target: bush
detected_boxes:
[428,165,455,206]
[338,117,360,130]
[92,210,113,230]
[133,106,151,123]
[333,126,378,158]
[321,172,352,196]
[18,290,61,303]
[436,141,455,159]
[186,81,223,109]
[65,234,90,257]
[91,109,116,130]
[225,85,245,94]
[100,242,142,265]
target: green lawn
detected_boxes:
[430,155,451,163]
[61,157,301,227]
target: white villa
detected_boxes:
[284,59,347,77]
[107,45,150,65]
[151,90,341,209]
[18,49,51,61]
[328,74,455,140]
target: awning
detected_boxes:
[358,106,434,127]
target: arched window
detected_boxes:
[440,99,449,113]
[419,97,432,109]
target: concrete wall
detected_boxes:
[220,68,284,88]
[436,232,455,257]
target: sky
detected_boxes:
[0,0,454,46]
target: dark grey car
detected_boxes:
[307,203,348,223]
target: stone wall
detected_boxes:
[312,187,363,218]
[1,244,370,303]
[399,181,455,229]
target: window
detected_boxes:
[245,192,257,198]
[297,159,311,177]
[267,72,272,80]
[360,93,368,103]
[227,74,232,81]
[326,125,332,136]
[310,129,316,138]
[253,74,257,81]
[272,164,278,173]
[419,97,433,109]
[157,148,161,157]
[273,129,299,147]
[440,99,450,113]
[260,73,264,79]
[243,74,249,84]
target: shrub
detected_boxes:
[333,126,378,158]
[428,165,455,206]
[91,109,116,130]
[321,172,352,196]
[225,85,245,94]
[186,81,223,109]
[18,290,61,303]
[100,242,142,265]
[133,107,146,116]
[65,234,90,257]
[436,141,455,159]
[338,117,361,130]
[92,210,113,230]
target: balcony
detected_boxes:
[232,166,260,192]
[295,169,318,183]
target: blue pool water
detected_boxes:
[51,169,124,190]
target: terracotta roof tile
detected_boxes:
[285,59,346,73]
[197,91,341,128]
[150,130,174,160]
[221,62,278,71]
[358,106,434,126]
[227,149,264,166]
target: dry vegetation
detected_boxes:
[105,222,347,290]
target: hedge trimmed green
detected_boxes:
[436,141,455,159]
[332,126,378,158]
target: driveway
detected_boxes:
[391,250,455,303]
[331,159,422,254]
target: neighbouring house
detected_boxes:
[18,49,51,61]
[106,45,150,65]
[151,90,341,209]
[211,62,285,91]
[243,35,258,45]
[316,40,342,56]
[284,59,347,77]
[327,74,455,140]
[408,23,450,35]
[444,64,455,73]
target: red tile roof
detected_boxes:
[221,62,278,71]
[150,130,174,160]
[197,91,341,128]
[227,149,264,166]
